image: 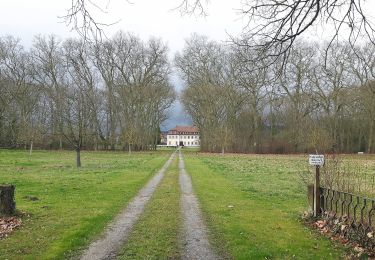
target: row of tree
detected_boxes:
[176,34,375,154]
[0,32,175,165]
[1,32,374,157]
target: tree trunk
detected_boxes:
[76,148,81,167]
[29,140,33,156]
[0,185,16,215]
[358,129,363,152]
[368,119,374,154]
[128,143,132,155]
[59,136,63,150]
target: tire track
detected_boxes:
[80,151,177,260]
[179,150,218,260]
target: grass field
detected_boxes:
[0,149,170,259]
[1,149,373,259]
[183,152,361,259]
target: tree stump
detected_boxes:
[0,185,16,215]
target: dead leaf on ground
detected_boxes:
[0,216,22,239]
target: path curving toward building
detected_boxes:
[80,151,177,260]
[179,150,218,260]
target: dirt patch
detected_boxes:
[80,152,176,260]
[179,151,218,260]
[23,195,39,201]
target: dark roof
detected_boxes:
[168,125,199,134]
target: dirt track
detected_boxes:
[80,152,176,260]
[80,150,217,259]
[178,151,218,260]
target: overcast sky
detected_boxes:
[2,0,375,129]
[0,1,245,50]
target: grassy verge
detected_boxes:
[117,155,181,259]
[0,149,170,259]
[184,153,348,259]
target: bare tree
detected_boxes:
[350,43,375,153]
[60,0,121,42]
[275,41,317,152]
[92,41,118,150]
[31,35,67,149]
[237,1,375,64]
[107,32,175,152]
[62,38,96,167]
[233,45,269,152]
[0,36,39,152]
[60,0,375,72]
[176,34,245,153]
[311,42,354,152]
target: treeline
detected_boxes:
[0,32,175,164]
[176,34,375,154]
[2,32,375,156]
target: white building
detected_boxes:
[167,125,200,147]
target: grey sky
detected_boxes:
[1,1,244,49]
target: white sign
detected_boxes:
[309,154,325,166]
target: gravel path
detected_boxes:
[80,151,176,260]
[179,151,218,260]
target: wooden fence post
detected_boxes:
[307,184,314,212]
[314,166,321,217]
[0,184,16,215]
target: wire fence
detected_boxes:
[320,155,375,198]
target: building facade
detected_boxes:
[167,125,200,147]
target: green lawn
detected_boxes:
[1,149,372,259]
[118,155,181,259]
[0,149,170,259]
[183,153,351,259]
